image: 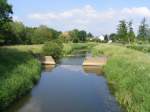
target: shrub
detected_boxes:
[42,39,63,60]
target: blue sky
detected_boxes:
[8,0,150,35]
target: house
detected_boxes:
[97,35,104,41]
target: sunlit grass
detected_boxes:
[2,44,43,54]
[127,44,150,53]
[92,44,150,112]
[0,48,41,110]
[63,42,97,55]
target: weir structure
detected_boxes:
[83,56,107,66]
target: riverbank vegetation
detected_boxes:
[92,44,150,112]
[127,44,150,53]
[0,48,41,110]
[1,0,150,111]
[42,39,63,60]
[63,42,96,55]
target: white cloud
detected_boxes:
[122,7,150,17]
[26,5,150,35]
[28,5,115,23]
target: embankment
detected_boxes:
[92,44,150,112]
[0,48,41,110]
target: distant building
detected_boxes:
[108,40,112,43]
[97,35,104,41]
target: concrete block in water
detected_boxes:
[41,56,56,65]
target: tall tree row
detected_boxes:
[137,18,149,40]
[115,18,150,43]
[116,20,135,43]
[0,0,13,44]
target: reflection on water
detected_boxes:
[6,56,122,112]
[60,55,85,65]
[42,65,55,72]
[6,94,31,112]
[83,66,103,75]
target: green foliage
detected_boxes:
[78,30,87,42]
[128,21,135,43]
[0,0,13,44]
[137,18,149,40]
[69,29,88,43]
[31,25,60,44]
[117,20,128,43]
[1,23,61,45]
[109,33,117,42]
[87,32,93,38]
[127,44,150,53]
[42,39,63,60]
[63,42,96,55]
[0,0,12,26]
[8,21,26,44]
[69,29,80,43]
[116,20,136,43]
[92,44,150,112]
[4,44,43,54]
[0,48,41,110]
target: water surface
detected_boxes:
[7,56,122,112]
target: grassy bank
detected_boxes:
[92,44,150,112]
[127,44,150,53]
[3,44,43,54]
[0,47,41,110]
[3,42,97,56]
[63,42,97,55]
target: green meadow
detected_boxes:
[92,44,150,112]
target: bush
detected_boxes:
[0,48,41,110]
[42,39,63,60]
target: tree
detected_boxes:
[25,27,36,44]
[69,29,88,43]
[78,30,87,42]
[69,29,80,43]
[0,0,12,26]
[42,39,63,60]
[109,33,117,42]
[9,21,26,44]
[87,32,93,38]
[59,32,72,43]
[138,18,149,40]
[31,25,53,44]
[0,0,13,44]
[104,34,109,42]
[128,21,135,43]
[117,20,128,42]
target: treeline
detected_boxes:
[109,18,150,43]
[0,1,93,45]
[60,29,93,43]
[0,21,94,45]
[1,22,61,45]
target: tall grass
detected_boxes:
[92,44,150,112]
[3,44,43,54]
[0,48,41,110]
[63,42,97,55]
[127,44,150,53]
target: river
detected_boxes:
[7,55,122,112]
